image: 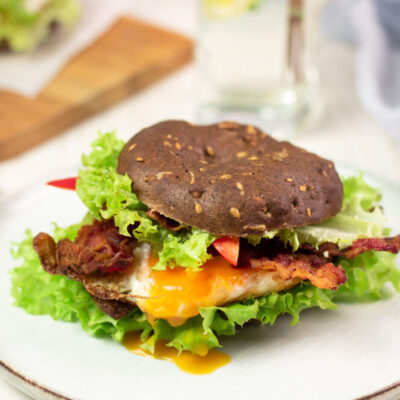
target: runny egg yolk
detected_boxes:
[137,254,256,326]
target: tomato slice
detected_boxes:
[47,177,78,190]
[212,237,240,266]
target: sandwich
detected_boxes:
[0,0,80,52]
[11,120,400,356]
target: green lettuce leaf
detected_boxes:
[0,0,80,52]
[10,224,400,354]
[255,174,387,251]
[76,132,215,270]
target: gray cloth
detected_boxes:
[323,0,400,147]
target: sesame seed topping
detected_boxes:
[237,151,247,158]
[164,141,172,147]
[218,121,237,129]
[240,191,245,196]
[191,190,202,198]
[285,177,293,182]
[189,171,195,184]
[175,142,182,150]
[230,207,240,218]
[328,163,333,169]
[188,145,194,150]
[136,157,144,162]
[220,174,231,180]
[156,171,172,180]
[244,224,266,231]
[300,185,307,192]
[195,203,202,214]
[166,134,172,139]
[236,182,243,190]
[307,208,312,217]
[322,170,328,177]
[199,167,205,172]
[128,143,137,151]
[199,160,208,164]
[248,156,258,161]
[205,146,215,157]
[246,125,257,134]
[272,148,289,161]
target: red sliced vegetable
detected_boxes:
[47,177,78,190]
[213,237,240,266]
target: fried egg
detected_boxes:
[85,243,299,327]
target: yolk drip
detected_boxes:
[122,331,231,374]
[142,255,252,322]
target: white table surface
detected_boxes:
[1,1,400,399]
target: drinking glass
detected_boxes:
[196,0,324,137]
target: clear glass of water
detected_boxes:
[196,0,324,137]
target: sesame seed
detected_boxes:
[195,203,202,214]
[199,167,205,172]
[189,171,195,184]
[285,177,293,182]
[328,163,333,169]
[300,185,307,192]
[246,125,257,134]
[199,160,208,164]
[237,151,247,158]
[248,156,258,161]
[240,191,245,196]
[230,207,240,218]
[220,174,231,180]
[156,171,172,180]
[166,134,172,139]
[244,224,266,231]
[175,142,182,150]
[164,141,172,147]
[188,145,194,150]
[206,146,215,157]
[265,212,272,218]
[218,121,237,129]
[236,182,243,190]
[136,157,144,162]
[128,143,137,151]
[191,190,202,198]
[307,208,312,217]
[322,170,328,177]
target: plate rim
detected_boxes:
[0,359,73,400]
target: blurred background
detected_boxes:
[0,0,399,200]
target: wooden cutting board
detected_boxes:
[0,17,193,161]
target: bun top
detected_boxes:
[117,121,343,237]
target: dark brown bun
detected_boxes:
[117,120,343,237]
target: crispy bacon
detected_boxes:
[300,235,400,260]
[248,254,346,290]
[33,219,135,277]
[146,209,183,231]
[340,236,400,259]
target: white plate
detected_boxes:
[1,166,400,400]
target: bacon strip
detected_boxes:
[340,236,400,259]
[300,235,400,260]
[248,253,347,290]
[33,219,135,277]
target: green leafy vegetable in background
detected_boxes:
[0,0,80,52]
[76,132,215,271]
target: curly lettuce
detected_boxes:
[0,0,80,52]
[76,132,215,271]
[10,223,400,354]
